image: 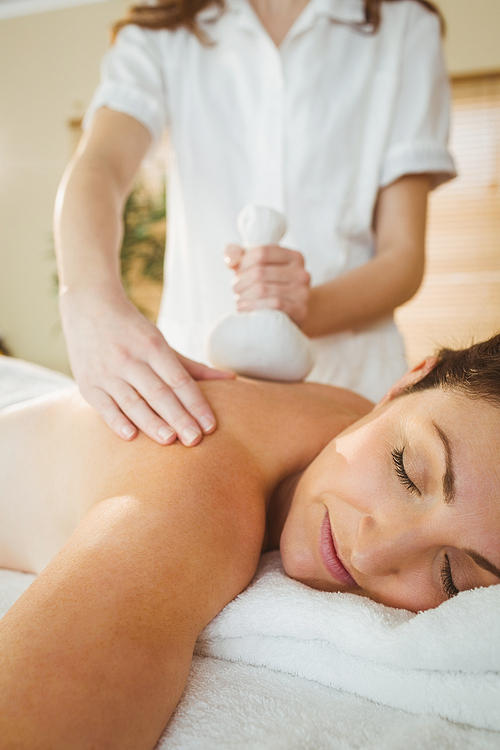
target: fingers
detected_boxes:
[85,387,140,442]
[224,244,245,270]
[178,355,236,381]
[85,384,180,445]
[237,283,309,309]
[85,358,218,448]
[239,245,305,270]
[105,379,185,445]
[64,297,227,447]
[237,294,309,324]
[224,244,305,274]
[229,245,311,325]
[119,356,217,445]
[232,263,310,295]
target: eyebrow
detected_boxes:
[431,421,456,505]
[429,423,500,581]
[464,549,500,581]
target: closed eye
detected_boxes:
[391,447,420,496]
[441,553,459,599]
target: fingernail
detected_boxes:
[158,426,175,443]
[199,415,216,434]
[182,426,201,445]
[121,425,135,439]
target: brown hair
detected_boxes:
[406,333,500,408]
[111,0,444,44]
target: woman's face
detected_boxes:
[280,387,500,611]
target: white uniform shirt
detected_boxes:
[85,0,456,401]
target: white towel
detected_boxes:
[196,551,500,732]
[1,567,498,749]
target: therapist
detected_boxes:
[54,0,456,446]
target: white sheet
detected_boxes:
[0,355,73,409]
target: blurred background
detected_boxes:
[0,0,499,374]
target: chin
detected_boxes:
[279,531,328,590]
[280,543,314,582]
[279,515,313,574]
[279,524,352,594]
[280,548,342,592]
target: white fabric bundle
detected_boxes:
[206,205,314,381]
[197,552,500,732]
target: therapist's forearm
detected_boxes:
[301,173,430,338]
[301,247,424,338]
[54,109,151,304]
[54,155,127,302]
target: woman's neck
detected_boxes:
[264,470,304,551]
[248,0,311,46]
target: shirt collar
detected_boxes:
[226,0,366,28]
[301,0,366,24]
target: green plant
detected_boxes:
[51,177,167,299]
[120,177,166,293]
[0,335,11,356]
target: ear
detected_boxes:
[376,356,439,408]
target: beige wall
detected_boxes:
[0,0,498,373]
[0,0,127,372]
[435,0,500,75]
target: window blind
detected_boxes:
[396,73,500,363]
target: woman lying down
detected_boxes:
[1,334,500,748]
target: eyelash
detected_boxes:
[392,448,459,600]
[441,554,459,599]
[391,447,419,495]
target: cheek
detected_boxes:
[278,483,325,584]
[279,515,316,583]
[366,573,443,612]
[331,430,390,513]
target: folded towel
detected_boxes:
[196,552,500,731]
[1,566,498,749]
[0,570,500,750]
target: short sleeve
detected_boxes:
[83,24,169,144]
[380,5,456,190]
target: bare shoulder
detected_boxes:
[198,377,373,434]
[0,379,372,574]
[0,377,373,516]
[193,377,374,481]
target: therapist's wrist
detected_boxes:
[300,284,338,338]
[58,277,128,314]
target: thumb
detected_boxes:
[179,354,236,381]
[224,244,245,270]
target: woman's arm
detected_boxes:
[55,108,230,448]
[227,174,430,335]
[301,174,430,337]
[0,441,265,749]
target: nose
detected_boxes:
[350,513,425,577]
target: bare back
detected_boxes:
[0,376,372,748]
[0,377,371,574]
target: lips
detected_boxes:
[319,510,357,587]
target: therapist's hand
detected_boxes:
[60,288,234,446]
[225,244,311,326]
